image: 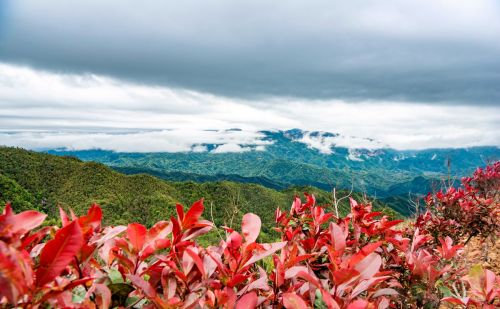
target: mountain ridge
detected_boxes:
[44,129,499,204]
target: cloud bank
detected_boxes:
[0,63,498,151]
[1,0,500,103]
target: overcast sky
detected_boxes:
[0,0,499,151]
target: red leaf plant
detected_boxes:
[0,161,499,308]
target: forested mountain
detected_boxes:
[47,129,499,212]
[0,147,398,241]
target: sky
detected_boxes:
[0,0,499,151]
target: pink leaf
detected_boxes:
[243,241,287,267]
[243,266,270,293]
[354,253,382,280]
[127,274,156,298]
[236,292,258,309]
[346,299,369,309]
[297,271,321,288]
[372,288,399,298]
[242,213,261,244]
[185,247,206,278]
[437,236,463,259]
[291,196,301,214]
[86,283,112,309]
[285,266,309,279]
[13,211,47,235]
[91,225,127,245]
[330,222,346,252]
[283,293,307,309]
[351,276,390,299]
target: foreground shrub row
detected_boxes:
[0,162,499,308]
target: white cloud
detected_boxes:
[191,144,208,153]
[0,130,272,153]
[212,143,252,154]
[295,132,389,154]
[0,63,499,151]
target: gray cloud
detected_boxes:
[0,63,499,150]
[1,0,500,103]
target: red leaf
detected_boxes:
[297,271,321,288]
[2,202,13,215]
[283,292,307,309]
[128,274,156,298]
[78,203,102,231]
[227,231,243,249]
[284,266,308,279]
[242,213,261,243]
[185,247,206,278]
[321,289,341,309]
[127,223,147,252]
[59,207,70,227]
[236,291,258,309]
[0,203,46,237]
[332,268,360,285]
[176,204,185,222]
[171,216,181,239]
[227,274,248,288]
[437,236,463,259]
[441,297,468,305]
[36,221,83,287]
[304,193,315,208]
[291,196,301,214]
[0,241,33,303]
[87,283,112,309]
[346,299,369,309]
[147,221,172,242]
[183,199,204,229]
[243,241,287,267]
[12,210,47,235]
[348,241,382,268]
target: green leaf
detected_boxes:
[314,289,328,309]
[108,269,124,284]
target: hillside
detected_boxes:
[0,147,398,240]
[47,129,500,208]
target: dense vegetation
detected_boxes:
[0,147,397,242]
[49,130,500,215]
[0,161,498,308]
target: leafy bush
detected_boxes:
[1,162,499,308]
[416,161,500,243]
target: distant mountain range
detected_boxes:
[45,129,500,215]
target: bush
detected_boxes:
[416,161,500,243]
[1,162,499,308]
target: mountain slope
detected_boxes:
[0,147,398,239]
[48,130,500,201]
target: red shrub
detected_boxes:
[1,162,499,308]
[416,161,500,242]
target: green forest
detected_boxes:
[0,147,399,242]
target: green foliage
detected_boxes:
[0,147,400,236]
[47,132,499,216]
[0,173,36,212]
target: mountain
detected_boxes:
[0,147,398,243]
[46,129,499,212]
